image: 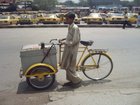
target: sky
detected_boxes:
[58,0,134,3]
[58,0,79,3]
[121,0,133,1]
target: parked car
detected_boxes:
[106,13,125,24]
[84,13,103,24]
[56,13,66,23]
[81,15,89,23]
[128,13,138,24]
[0,15,18,25]
[38,14,61,24]
[18,14,38,25]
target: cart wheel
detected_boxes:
[26,66,55,90]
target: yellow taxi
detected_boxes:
[0,15,19,25]
[106,13,125,24]
[81,16,89,23]
[18,14,39,25]
[38,14,61,24]
[56,13,66,23]
[83,13,103,24]
[128,13,138,24]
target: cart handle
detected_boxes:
[50,39,57,43]
[49,39,62,45]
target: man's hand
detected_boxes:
[59,38,66,45]
[59,38,66,42]
[61,42,66,45]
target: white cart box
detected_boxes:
[20,44,57,72]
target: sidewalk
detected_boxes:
[0,84,139,105]
[0,24,138,28]
[48,88,140,105]
[1,70,139,105]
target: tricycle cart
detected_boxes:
[19,39,113,90]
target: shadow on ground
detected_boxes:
[56,79,111,92]
[17,79,111,94]
[16,80,59,94]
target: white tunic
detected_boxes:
[61,23,81,83]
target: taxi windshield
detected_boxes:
[0,15,8,19]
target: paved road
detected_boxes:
[0,28,140,105]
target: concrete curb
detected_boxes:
[0,24,137,28]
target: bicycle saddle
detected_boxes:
[80,40,94,46]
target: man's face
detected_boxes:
[65,17,73,24]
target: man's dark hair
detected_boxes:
[65,12,75,19]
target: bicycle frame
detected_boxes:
[58,44,97,71]
[39,39,109,72]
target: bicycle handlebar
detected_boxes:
[49,39,62,45]
[49,39,58,43]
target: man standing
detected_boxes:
[122,11,132,29]
[60,12,82,87]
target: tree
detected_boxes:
[79,0,88,7]
[63,0,75,7]
[133,0,140,6]
[8,3,16,11]
[32,4,39,11]
[34,0,58,10]
[87,0,93,8]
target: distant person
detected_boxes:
[136,12,140,28]
[122,11,132,29]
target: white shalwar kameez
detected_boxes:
[61,23,81,83]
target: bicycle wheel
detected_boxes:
[81,53,113,80]
[26,66,55,90]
